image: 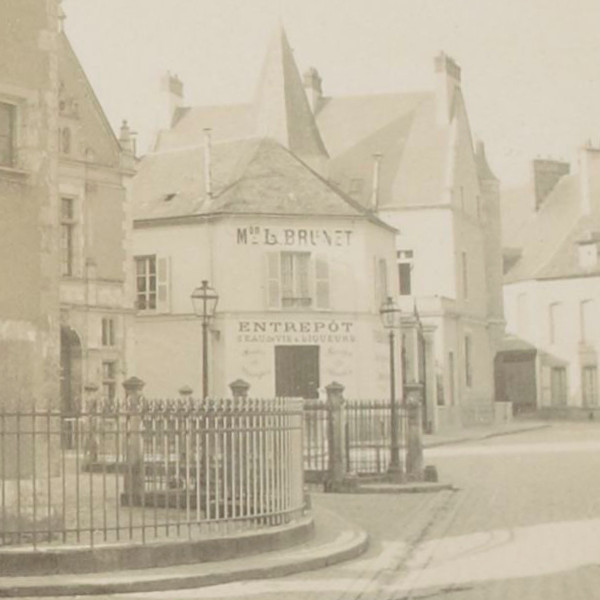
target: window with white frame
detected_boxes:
[101,317,115,346]
[266,252,329,309]
[135,255,157,310]
[60,197,76,276]
[102,361,117,401]
[397,250,413,295]
[549,302,564,345]
[0,102,15,167]
[580,299,597,344]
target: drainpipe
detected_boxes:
[203,128,212,200]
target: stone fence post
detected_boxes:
[324,382,357,492]
[229,379,250,400]
[404,382,424,481]
[122,376,145,504]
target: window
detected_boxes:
[267,252,329,310]
[61,127,71,155]
[136,256,157,310]
[550,367,567,406]
[60,197,75,276]
[102,361,117,401]
[464,335,473,388]
[397,250,413,295]
[549,302,563,345]
[281,252,311,308]
[461,252,468,299]
[582,366,598,407]
[101,317,115,346]
[459,186,465,211]
[0,102,15,167]
[580,300,597,343]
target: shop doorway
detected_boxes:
[275,345,319,399]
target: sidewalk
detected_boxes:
[0,502,368,597]
[423,419,551,449]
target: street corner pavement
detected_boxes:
[0,502,368,598]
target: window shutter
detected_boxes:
[156,256,171,313]
[374,256,381,308]
[315,254,330,309]
[266,252,280,309]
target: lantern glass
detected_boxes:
[191,280,219,321]
[380,296,401,329]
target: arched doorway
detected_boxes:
[60,326,82,448]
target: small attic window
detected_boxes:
[578,232,600,270]
[163,193,176,202]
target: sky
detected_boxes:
[61,0,600,187]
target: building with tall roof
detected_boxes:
[501,145,600,416]
[0,0,136,424]
[134,26,505,430]
[133,26,398,400]
[308,52,505,430]
[56,20,136,422]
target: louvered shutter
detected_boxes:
[156,256,171,313]
[266,252,280,309]
[315,254,330,309]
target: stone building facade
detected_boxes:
[0,0,61,413]
[502,145,600,415]
[56,29,135,417]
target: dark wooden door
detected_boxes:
[275,346,320,399]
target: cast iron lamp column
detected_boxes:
[191,281,219,399]
[380,296,402,478]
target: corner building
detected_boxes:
[133,137,397,399]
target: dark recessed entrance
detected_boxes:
[275,345,320,399]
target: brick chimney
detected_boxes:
[303,66,323,113]
[532,158,569,211]
[435,52,461,125]
[579,143,600,215]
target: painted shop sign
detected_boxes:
[236,226,353,247]
[237,319,356,344]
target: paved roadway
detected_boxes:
[37,423,600,599]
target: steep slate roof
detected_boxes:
[503,173,600,283]
[133,137,388,224]
[58,33,122,167]
[316,88,478,210]
[154,26,327,167]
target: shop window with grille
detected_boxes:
[0,102,15,167]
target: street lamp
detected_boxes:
[191,280,219,399]
[380,296,402,478]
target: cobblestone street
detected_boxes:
[74,422,600,600]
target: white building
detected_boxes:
[502,145,600,415]
[132,28,398,400]
[308,53,505,429]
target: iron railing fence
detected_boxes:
[302,399,409,479]
[0,397,305,550]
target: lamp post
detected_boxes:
[191,280,219,399]
[380,296,402,478]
